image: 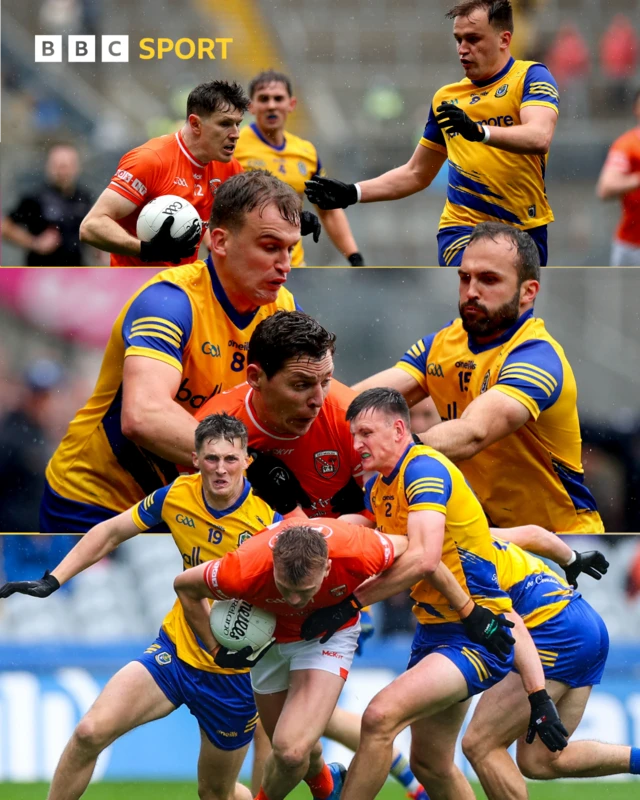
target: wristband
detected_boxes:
[528,686,546,695]
[566,551,577,566]
[481,125,491,144]
[354,183,362,203]
[458,598,474,618]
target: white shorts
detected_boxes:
[611,239,640,266]
[251,622,360,695]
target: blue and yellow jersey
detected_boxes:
[365,443,512,624]
[132,472,281,673]
[492,537,577,630]
[46,256,298,515]
[397,310,603,534]
[235,123,324,266]
[420,58,559,236]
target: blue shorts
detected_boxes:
[527,598,609,688]
[40,479,169,533]
[136,629,257,750]
[437,224,548,267]
[407,621,514,699]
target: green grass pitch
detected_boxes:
[2,782,638,799]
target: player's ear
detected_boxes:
[210,226,228,257]
[188,113,202,134]
[191,450,200,471]
[324,558,332,577]
[246,362,263,390]
[289,96,298,113]
[499,30,512,50]
[520,279,540,305]
[248,99,256,116]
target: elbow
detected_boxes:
[533,135,553,156]
[419,555,440,578]
[120,404,148,444]
[78,215,93,244]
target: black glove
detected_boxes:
[526,689,569,752]
[139,216,202,264]
[563,550,609,589]
[301,593,362,643]
[300,210,322,243]
[330,476,366,515]
[461,603,515,660]
[304,177,359,210]
[246,452,311,514]
[347,252,365,267]
[0,570,60,599]
[412,433,423,445]
[435,102,485,142]
[213,637,275,670]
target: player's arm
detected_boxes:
[477,105,557,156]
[351,366,428,407]
[174,562,220,655]
[121,355,199,466]
[2,215,61,255]
[417,388,530,461]
[507,610,545,693]
[79,188,143,256]
[0,511,142,599]
[315,207,363,265]
[596,150,640,200]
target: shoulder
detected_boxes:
[274,286,298,310]
[433,78,471,103]
[324,380,356,413]
[404,450,453,483]
[285,130,318,157]
[208,157,243,179]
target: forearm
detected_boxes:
[2,217,38,249]
[492,525,573,565]
[355,549,431,606]
[597,171,640,200]
[420,418,484,461]
[123,399,199,465]
[178,591,218,653]
[427,562,470,612]
[317,208,358,258]
[79,213,142,256]
[359,163,431,202]
[509,611,545,694]
[51,520,131,585]
[483,122,554,155]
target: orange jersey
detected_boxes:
[109,130,243,266]
[195,380,363,517]
[605,126,640,246]
[204,517,394,642]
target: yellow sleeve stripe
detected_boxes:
[419,137,448,156]
[132,316,183,336]
[142,491,156,510]
[131,324,182,346]
[130,330,183,348]
[537,648,559,656]
[407,477,445,490]
[131,504,149,531]
[502,362,558,386]
[501,363,557,391]
[520,100,559,115]
[462,647,490,681]
[443,235,471,265]
[394,361,429,393]
[528,82,560,95]
[124,345,183,374]
[491,384,540,420]
[407,484,445,501]
[499,370,554,397]
[407,502,447,514]
[408,338,427,358]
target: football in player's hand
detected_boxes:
[136,194,202,242]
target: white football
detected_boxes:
[210,598,276,652]
[136,194,202,242]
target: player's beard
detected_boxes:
[459,288,521,338]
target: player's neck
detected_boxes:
[180,125,208,165]
[202,481,245,511]
[257,123,286,148]
[380,440,412,478]
[212,261,258,315]
[249,391,298,438]
[476,52,512,83]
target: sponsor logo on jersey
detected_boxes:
[427,362,445,378]
[193,173,202,179]
[176,513,196,527]
[155,652,172,665]
[314,450,340,478]
[469,95,481,105]
[182,546,203,567]
[528,204,537,218]
[177,377,223,409]
[216,729,238,737]
[479,115,514,127]
[116,168,133,184]
[330,584,347,597]
[174,177,188,187]
[322,650,344,659]
[495,83,509,98]
[210,178,222,197]
[201,341,221,357]
[228,339,250,351]
[480,370,491,393]
[298,161,309,176]
[238,531,252,546]
[455,360,476,370]
[265,597,287,603]
[272,448,295,456]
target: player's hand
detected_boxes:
[526,689,569,752]
[563,550,609,589]
[330,476,366,515]
[460,603,515,660]
[301,593,362,643]
[139,216,202,264]
[213,637,275,670]
[347,252,365,267]
[0,570,60,599]
[435,102,485,142]
[300,210,322,243]
[355,608,375,656]
[305,177,358,210]
[246,451,311,515]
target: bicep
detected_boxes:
[86,188,138,222]
[352,366,427,407]
[461,389,531,445]
[520,105,558,137]
[407,143,447,187]
[407,509,445,554]
[385,533,409,558]
[174,563,214,598]
[122,355,183,415]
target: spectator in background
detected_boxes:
[596,89,640,266]
[545,24,590,119]
[2,144,94,265]
[600,15,638,111]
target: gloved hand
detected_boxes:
[460,603,515,660]
[435,102,485,142]
[305,177,359,210]
[412,433,423,445]
[347,252,365,267]
[330,476,366,515]
[563,550,609,589]
[355,608,375,656]
[300,210,322,243]
[301,593,362,643]
[213,637,275,669]
[526,689,569,752]
[139,216,201,264]
[246,451,311,514]
[0,570,60,599]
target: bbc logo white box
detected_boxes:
[35,35,62,62]
[102,35,129,62]
[69,35,96,63]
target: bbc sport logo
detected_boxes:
[35,35,233,63]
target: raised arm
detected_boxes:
[351,366,428,407]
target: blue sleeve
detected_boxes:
[497,340,563,411]
[403,455,453,509]
[133,483,172,529]
[311,156,323,179]
[272,511,284,523]
[122,282,194,368]
[522,63,559,111]
[397,331,438,382]
[294,298,304,312]
[364,475,376,513]
[422,105,446,148]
